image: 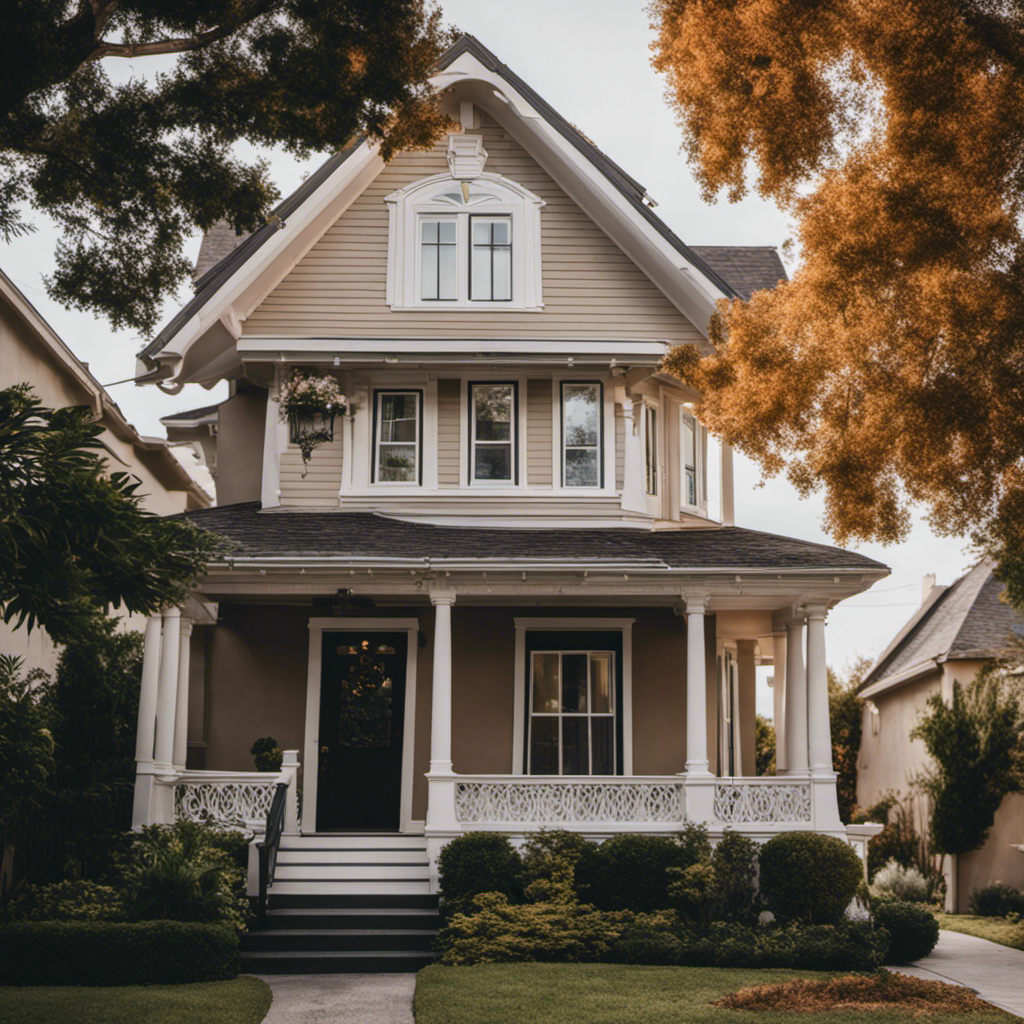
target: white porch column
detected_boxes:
[805,601,842,829]
[783,611,809,776]
[771,623,788,773]
[132,613,164,827]
[153,609,181,768]
[172,620,193,770]
[735,639,757,777]
[681,593,715,824]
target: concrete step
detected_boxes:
[268,879,432,896]
[274,862,429,882]
[242,929,436,953]
[240,950,434,974]
[265,907,439,930]
[279,834,427,851]
[277,848,428,865]
[267,893,438,910]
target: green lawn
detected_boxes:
[936,913,1024,951]
[0,976,271,1024]
[415,964,1014,1024]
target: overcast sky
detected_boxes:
[0,0,977,711]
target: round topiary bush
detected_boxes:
[759,831,864,924]
[873,900,940,963]
[588,834,691,912]
[437,832,522,915]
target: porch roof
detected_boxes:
[180,502,886,573]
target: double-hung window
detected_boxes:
[561,382,602,488]
[681,410,701,508]
[529,650,615,775]
[470,382,516,484]
[373,391,421,484]
[644,403,659,496]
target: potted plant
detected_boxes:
[278,368,346,475]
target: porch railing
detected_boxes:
[713,777,812,824]
[454,775,685,829]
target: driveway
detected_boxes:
[896,929,1024,1018]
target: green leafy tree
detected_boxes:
[911,666,1024,855]
[829,658,869,824]
[0,1,453,332]
[755,713,775,776]
[0,385,219,641]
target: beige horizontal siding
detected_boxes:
[437,378,461,487]
[245,114,702,343]
[526,378,553,487]
[280,438,342,508]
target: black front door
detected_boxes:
[316,631,407,831]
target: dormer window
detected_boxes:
[386,165,544,310]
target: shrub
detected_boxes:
[121,821,249,930]
[6,880,125,922]
[968,882,1024,917]
[588,834,691,912]
[710,830,761,924]
[520,830,600,901]
[437,833,521,916]
[0,920,239,985]
[871,859,930,903]
[251,736,283,773]
[608,911,685,965]
[873,900,939,963]
[851,794,921,880]
[435,891,621,964]
[759,831,863,924]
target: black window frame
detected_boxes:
[467,380,520,485]
[468,214,513,303]
[559,380,604,489]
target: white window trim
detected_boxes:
[679,406,707,515]
[512,618,634,776]
[385,171,544,310]
[642,399,659,498]
[552,377,615,494]
[459,373,528,489]
[372,389,424,486]
[304,618,421,834]
[468,380,519,487]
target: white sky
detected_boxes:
[0,0,977,714]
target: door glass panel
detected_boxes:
[591,718,614,775]
[337,639,393,747]
[590,654,612,713]
[530,717,559,774]
[562,718,589,774]
[561,653,588,713]
[532,653,559,713]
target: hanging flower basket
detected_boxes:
[279,369,347,476]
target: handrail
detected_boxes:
[256,782,288,924]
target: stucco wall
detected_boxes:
[959,793,1024,909]
[199,603,726,825]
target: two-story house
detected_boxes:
[128,37,887,925]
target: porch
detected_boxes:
[131,582,877,890]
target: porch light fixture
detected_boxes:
[278,368,346,476]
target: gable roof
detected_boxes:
[861,561,1024,695]
[137,34,777,384]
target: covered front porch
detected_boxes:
[131,551,885,887]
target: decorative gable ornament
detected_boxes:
[446,134,488,179]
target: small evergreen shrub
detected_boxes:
[759,831,863,924]
[6,880,125,922]
[520,829,600,901]
[709,830,761,924]
[968,882,1024,917]
[437,833,522,916]
[588,834,691,912]
[608,912,684,965]
[0,921,240,985]
[870,859,930,903]
[873,900,939,963]
[251,736,283,773]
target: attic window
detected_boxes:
[385,171,544,310]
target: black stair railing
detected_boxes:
[257,782,288,924]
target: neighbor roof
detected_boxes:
[179,502,886,571]
[862,562,1024,691]
[141,33,760,369]
[160,403,220,427]
[689,247,787,301]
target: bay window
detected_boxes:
[470,382,517,483]
[373,390,421,484]
[561,382,602,488]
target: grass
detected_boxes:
[935,913,1024,951]
[0,976,272,1024]
[415,964,1018,1023]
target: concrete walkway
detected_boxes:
[258,974,415,1024]
[895,929,1024,1018]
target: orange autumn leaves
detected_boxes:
[650,0,1024,561]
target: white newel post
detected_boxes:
[783,612,809,776]
[280,749,300,834]
[425,592,458,890]
[771,624,788,774]
[682,594,715,823]
[805,602,842,828]
[172,620,193,770]
[132,613,164,828]
[152,608,181,823]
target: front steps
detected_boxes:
[241,834,439,973]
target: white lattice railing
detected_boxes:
[173,772,281,829]
[454,776,684,827]
[713,778,812,823]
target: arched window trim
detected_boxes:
[385,171,545,311]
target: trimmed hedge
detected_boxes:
[587,834,692,912]
[437,833,522,917]
[759,832,864,924]
[873,901,940,963]
[0,921,240,986]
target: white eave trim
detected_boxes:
[859,658,941,699]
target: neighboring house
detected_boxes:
[128,36,887,918]
[858,562,1024,911]
[0,267,213,675]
